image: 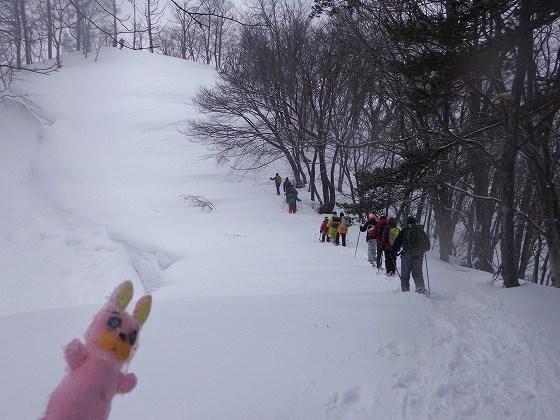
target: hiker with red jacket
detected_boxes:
[359,213,378,266]
[382,217,400,276]
[393,216,431,293]
[372,215,387,270]
[319,217,329,242]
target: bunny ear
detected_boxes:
[133,295,152,326]
[110,281,134,310]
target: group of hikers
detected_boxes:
[319,212,350,246]
[320,211,431,294]
[270,173,301,214]
[357,213,431,294]
[269,172,431,294]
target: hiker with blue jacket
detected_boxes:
[393,216,431,294]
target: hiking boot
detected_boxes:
[402,288,409,292]
[415,287,426,294]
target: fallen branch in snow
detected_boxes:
[179,194,216,211]
[224,233,247,239]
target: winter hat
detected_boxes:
[340,212,344,217]
[407,216,416,225]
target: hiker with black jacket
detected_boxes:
[283,178,292,193]
[393,216,431,293]
[382,217,400,276]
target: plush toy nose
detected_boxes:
[118,333,127,342]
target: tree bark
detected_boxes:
[499,0,531,288]
[46,0,53,59]
[112,0,118,47]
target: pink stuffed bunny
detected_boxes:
[42,281,152,420]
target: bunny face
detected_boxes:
[87,308,140,362]
[83,281,151,364]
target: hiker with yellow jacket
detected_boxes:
[328,212,340,242]
[336,212,350,247]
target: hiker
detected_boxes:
[270,173,282,195]
[119,38,125,50]
[360,213,378,266]
[285,184,301,214]
[337,212,350,247]
[319,217,329,242]
[328,212,340,243]
[372,215,387,270]
[283,177,292,194]
[393,216,431,293]
[382,217,400,276]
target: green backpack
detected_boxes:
[405,225,431,257]
[389,227,400,246]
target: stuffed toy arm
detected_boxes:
[64,339,88,370]
[117,372,137,394]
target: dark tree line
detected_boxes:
[192,0,560,288]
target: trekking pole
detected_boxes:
[354,230,361,258]
[394,254,402,282]
[395,264,403,292]
[424,254,431,296]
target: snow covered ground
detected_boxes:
[1,49,560,419]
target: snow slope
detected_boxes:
[1,49,560,419]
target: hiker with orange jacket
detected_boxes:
[336,212,350,247]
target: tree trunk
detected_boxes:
[318,148,335,213]
[132,0,137,49]
[46,0,53,59]
[415,192,428,223]
[75,2,82,51]
[433,195,454,263]
[20,0,31,65]
[499,0,531,288]
[181,4,187,59]
[532,237,542,283]
[147,0,153,53]
[515,175,535,279]
[112,0,118,47]
[14,0,22,69]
